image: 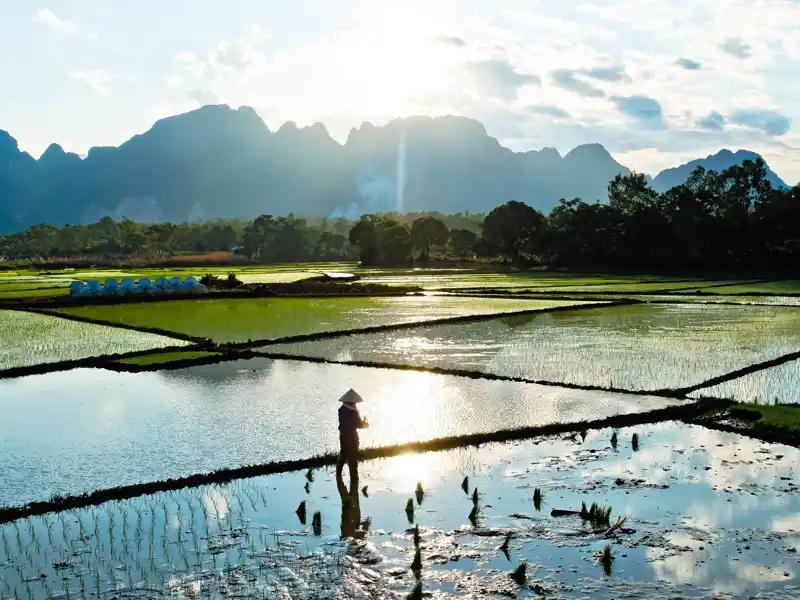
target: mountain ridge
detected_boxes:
[0,104,790,233]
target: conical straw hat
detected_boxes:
[338,388,364,403]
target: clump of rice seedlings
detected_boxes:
[413,524,421,548]
[468,505,481,527]
[461,476,470,495]
[306,468,314,483]
[362,485,369,497]
[580,429,588,442]
[408,581,423,599]
[405,498,415,523]
[600,543,614,575]
[361,517,372,532]
[510,561,527,585]
[411,547,423,572]
[631,433,640,451]
[610,429,619,450]
[472,487,479,506]
[304,481,311,494]
[311,511,322,536]
[533,488,543,511]
[581,502,612,525]
[415,481,425,505]
[296,501,307,525]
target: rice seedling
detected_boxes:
[600,543,614,575]
[405,499,415,523]
[296,501,307,525]
[472,487,479,506]
[611,429,619,450]
[510,561,527,585]
[533,488,543,511]
[632,432,640,451]
[408,581,423,600]
[306,468,315,483]
[410,547,423,572]
[311,512,322,536]
[415,482,425,506]
[499,532,512,560]
[468,505,481,527]
[412,524,421,548]
[461,476,469,495]
[580,429,588,442]
[304,481,311,494]
[362,485,369,497]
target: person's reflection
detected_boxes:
[337,468,366,539]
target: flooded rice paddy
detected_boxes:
[0,310,188,371]
[0,358,678,507]
[2,422,799,599]
[268,304,800,393]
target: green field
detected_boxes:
[268,303,800,392]
[688,280,800,295]
[52,296,589,343]
[0,309,189,371]
[115,350,219,366]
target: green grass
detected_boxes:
[691,280,800,295]
[735,403,800,430]
[270,303,800,392]
[0,309,189,371]
[0,287,70,299]
[114,350,218,366]
[52,296,587,344]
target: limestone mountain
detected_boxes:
[0,105,788,233]
[652,149,787,192]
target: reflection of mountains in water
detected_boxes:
[157,357,276,385]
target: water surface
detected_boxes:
[2,423,798,599]
[0,358,676,506]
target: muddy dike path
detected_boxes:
[2,420,800,599]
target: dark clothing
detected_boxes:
[338,405,364,435]
[337,406,364,480]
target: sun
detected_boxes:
[322,7,458,116]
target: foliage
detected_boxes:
[349,215,412,266]
[410,217,449,260]
[483,201,548,263]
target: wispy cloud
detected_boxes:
[720,37,752,59]
[70,70,116,95]
[676,57,701,70]
[730,109,791,136]
[32,8,77,36]
[697,111,725,131]
[550,69,605,98]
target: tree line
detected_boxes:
[1,158,798,271]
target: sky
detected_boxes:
[1,0,799,182]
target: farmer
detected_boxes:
[336,388,368,481]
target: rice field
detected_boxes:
[1,423,798,599]
[52,296,590,343]
[0,309,189,371]
[689,360,800,404]
[267,304,800,392]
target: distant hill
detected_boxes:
[0,105,789,233]
[651,149,787,192]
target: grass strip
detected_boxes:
[0,398,728,524]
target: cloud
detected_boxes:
[186,87,220,106]
[697,111,725,131]
[550,69,605,98]
[245,24,271,42]
[720,37,752,59]
[463,59,540,101]
[527,105,571,118]
[174,51,206,76]
[209,41,266,73]
[31,8,77,35]
[676,57,702,70]
[70,70,116,95]
[436,35,466,47]
[583,65,630,82]
[164,74,185,89]
[614,95,663,121]
[729,109,791,136]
